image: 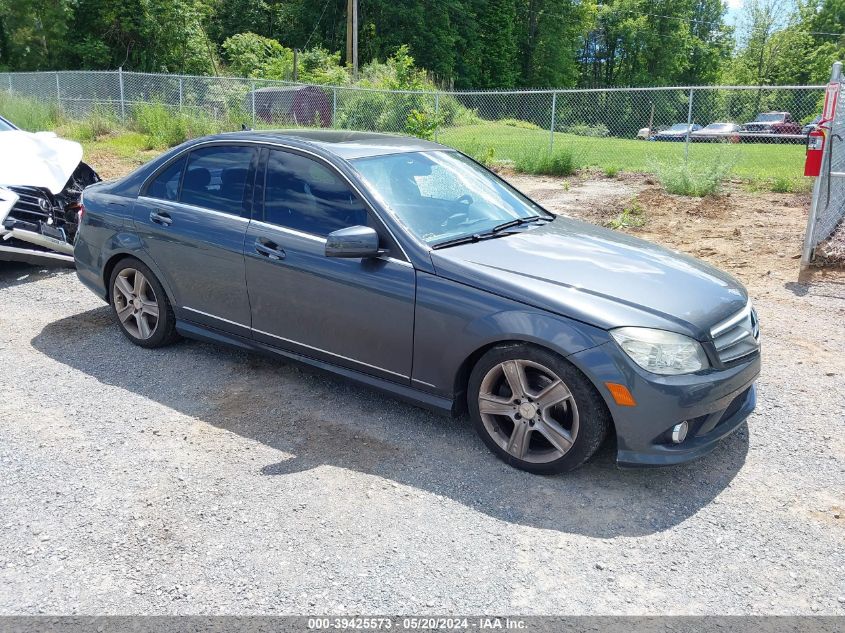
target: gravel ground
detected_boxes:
[1,179,844,615]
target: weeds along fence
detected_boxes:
[0,69,827,184]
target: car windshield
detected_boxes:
[703,123,732,131]
[351,150,548,245]
[755,113,784,122]
[666,124,690,132]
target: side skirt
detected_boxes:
[176,319,455,416]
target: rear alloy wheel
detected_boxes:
[109,259,178,348]
[468,345,610,474]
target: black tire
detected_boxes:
[467,343,610,474]
[109,258,179,348]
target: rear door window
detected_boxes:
[180,145,256,216]
[146,156,186,201]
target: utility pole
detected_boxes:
[293,48,299,81]
[346,0,358,80]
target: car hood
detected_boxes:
[0,130,84,194]
[430,217,748,340]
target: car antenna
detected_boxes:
[241,123,253,131]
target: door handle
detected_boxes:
[255,239,286,260]
[150,211,173,226]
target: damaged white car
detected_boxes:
[0,116,100,266]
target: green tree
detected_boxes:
[579,0,731,87]
[0,0,71,70]
[476,0,520,87]
[520,0,595,88]
[65,0,217,73]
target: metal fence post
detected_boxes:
[434,92,440,142]
[55,72,61,110]
[251,82,256,127]
[7,74,11,93]
[118,67,125,121]
[801,61,843,269]
[684,88,694,162]
[549,91,557,152]
[332,87,337,128]
[178,77,184,111]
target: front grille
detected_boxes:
[5,186,54,226]
[710,301,760,364]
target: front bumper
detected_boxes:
[569,341,760,467]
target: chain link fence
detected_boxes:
[3,69,842,264]
[802,63,845,267]
[0,70,827,181]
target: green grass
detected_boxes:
[656,155,734,197]
[130,102,224,150]
[513,147,577,176]
[500,118,542,131]
[440,121,805,181]
[0,91,63,131]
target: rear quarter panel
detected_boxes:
[74,184,169,302]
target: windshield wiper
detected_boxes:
[490,215,547,233]
[432,233,489,249]
[432,216,551,250]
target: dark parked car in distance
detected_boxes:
[74,130,760,474]
[801,115,822,136]
[652,123,702,141]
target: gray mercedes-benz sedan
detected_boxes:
[74,130,760,473]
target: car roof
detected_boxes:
[207,129,448,160]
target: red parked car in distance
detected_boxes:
[740,112,802,142]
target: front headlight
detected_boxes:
[610,327,709,375]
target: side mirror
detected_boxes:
[325,225,383,258]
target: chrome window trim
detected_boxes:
[138,195,252,223]
[249,218,414,267]
[159,138,412,262]
[249,218,326,243]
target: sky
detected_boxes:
[725,0,744,26]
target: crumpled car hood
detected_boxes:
[0,130,83,194]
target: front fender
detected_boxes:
[411,272,609,397]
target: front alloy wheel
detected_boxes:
[478,359,579,464]
[468,344,610,474]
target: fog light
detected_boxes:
[671,421,689,444]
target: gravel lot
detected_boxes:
[1,174,844,615]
